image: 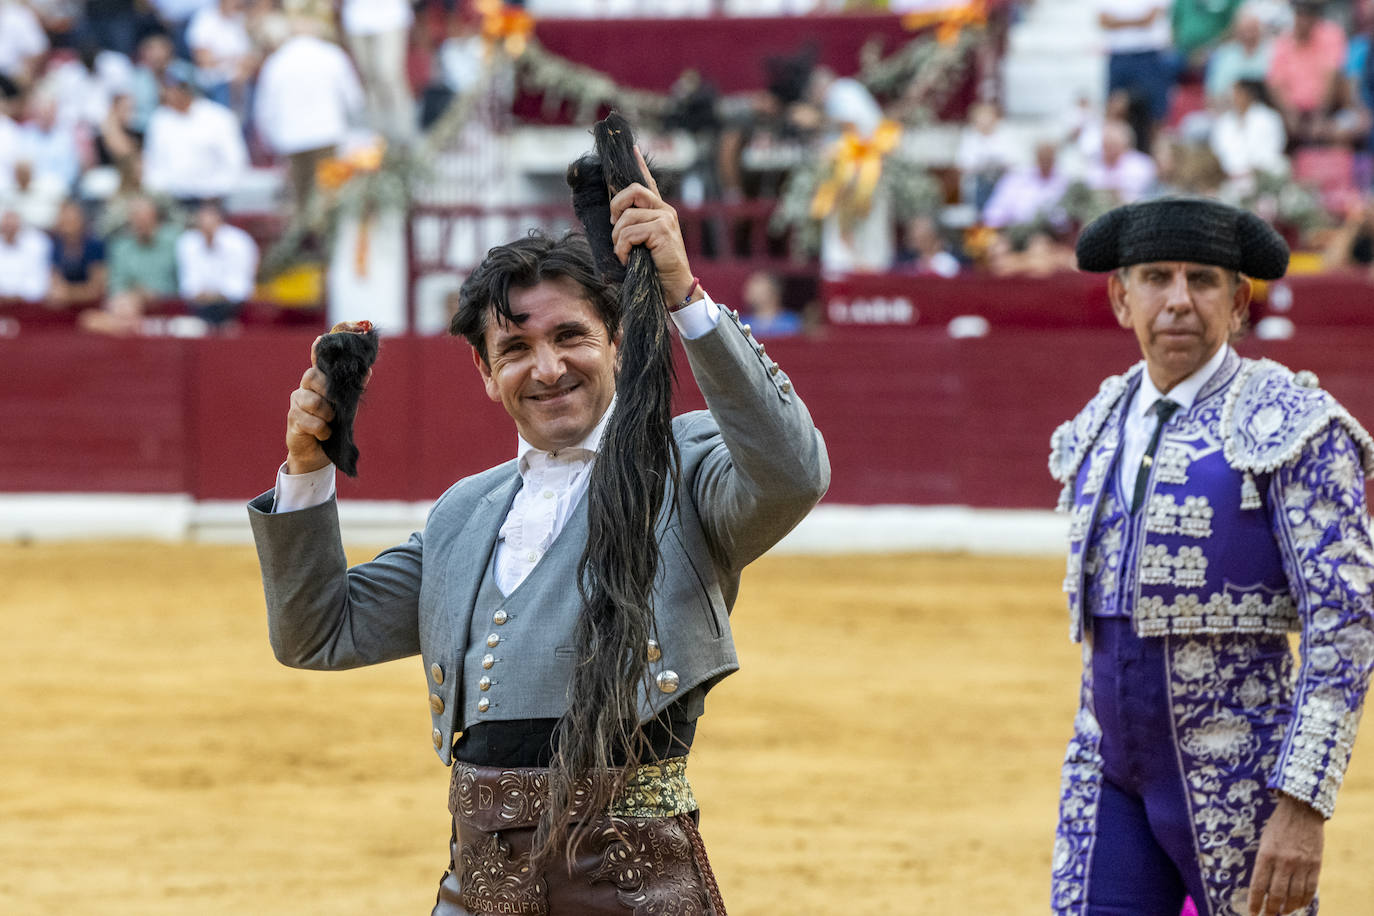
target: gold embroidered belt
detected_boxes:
[449,756,698,831]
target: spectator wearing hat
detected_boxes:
[142,60,247,206]
[1050,196,1374,916]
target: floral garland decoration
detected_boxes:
[770,13,983,253]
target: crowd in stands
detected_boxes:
[0,0,405,334]
[8,1,1374,338]
[912,0,1374,282]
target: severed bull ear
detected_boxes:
[314,321,380,477]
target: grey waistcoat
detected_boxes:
[462,510,584,729]
[456,492,715,730]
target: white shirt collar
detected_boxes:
[1136,343,1230,417]
[516,394,617,472]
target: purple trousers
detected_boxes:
[1052,617,1315,916]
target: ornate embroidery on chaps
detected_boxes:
[590,816,713,916]
[458,832,549,915]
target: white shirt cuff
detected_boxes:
[273,461,337,512]
[670,290,723,340]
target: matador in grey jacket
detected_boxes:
[247,168,829,914]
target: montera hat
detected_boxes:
[1075,197,1289,280]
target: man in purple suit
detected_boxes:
[1048,197,1374,916]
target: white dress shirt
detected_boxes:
[0,224,52,301]
[272,293,724,593]
[176,223,259,301]
[254,35,364,155]
[1117,343,1230,498]
[493,398,615,594]
[143,98,248,200]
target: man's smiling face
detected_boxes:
[474,277,619,452]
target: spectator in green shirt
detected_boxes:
[80,195,179,336]
[1174,0,1248,60]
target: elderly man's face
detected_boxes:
[473,277,619,453]
[1109,261,1250,392]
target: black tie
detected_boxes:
[1131,398,1180,513]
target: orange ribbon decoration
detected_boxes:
[476,0,536,57]
[901,0,988,46]
[810,120,903,221]
[315,140,386,192]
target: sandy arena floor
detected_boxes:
[2,543,1371,914]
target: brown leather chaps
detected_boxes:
[432,762,725,916]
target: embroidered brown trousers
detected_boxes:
[432,763,725,916]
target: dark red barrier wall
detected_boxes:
[4,326,1371,508]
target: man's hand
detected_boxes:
[608,147,696,306]
[284,338,335,476]
[1247,794,1324,916]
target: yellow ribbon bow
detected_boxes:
[810,119,903,221]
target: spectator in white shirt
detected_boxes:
[0,207,53,302]
[38,40,135,132]
[18,93,80,190]
[176,199,258,328]
[1085,119,1158,204]
[341,0,415,141]
[1,160,65,229]
[187,0,257,118]
[0,1,49,89]
[254,17,363,215]
[1210,78,1288,183]
[982,140,1070,229]
[142,61,248,204]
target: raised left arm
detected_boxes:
[607,156,829,569]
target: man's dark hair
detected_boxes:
[450,232,620,361]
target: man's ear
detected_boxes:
[1107,271,1132,330]
[472,346,501,403]
[1230,275,1253,333]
